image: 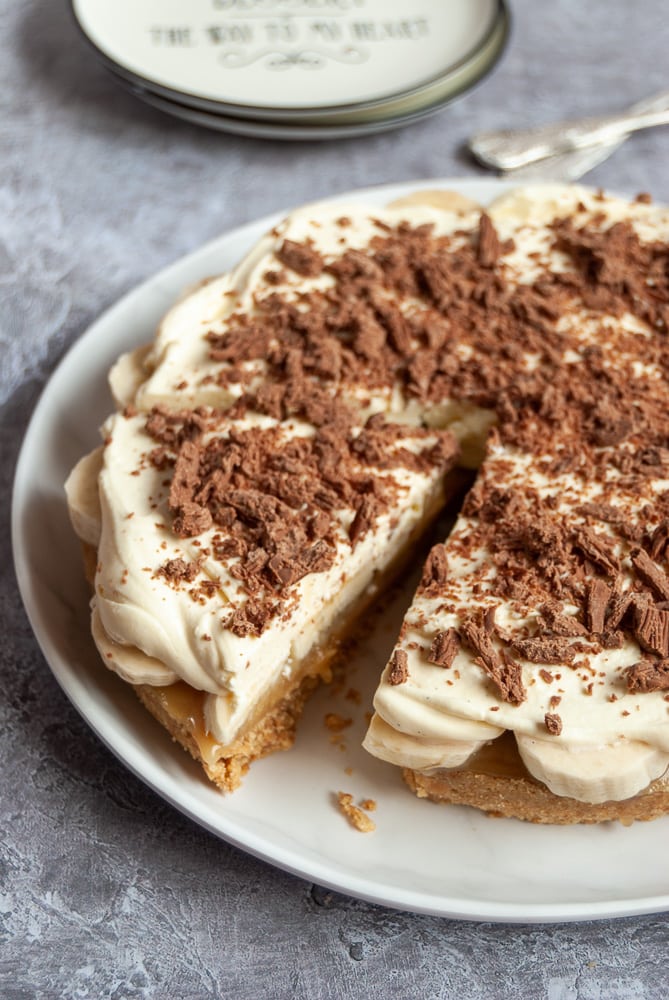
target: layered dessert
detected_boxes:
[67,183,669,822]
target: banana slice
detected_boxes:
[388,189,482,216]
[486,183,591,223]
[363,714,486,772]
[91,602,178,686]
[65,446,103,546]
[516,733,669,804]
[108,345,151,408]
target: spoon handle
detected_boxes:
[470,92,669,171]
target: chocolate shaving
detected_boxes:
[157,558,199,583]
[349,495,377,547]
[419,543,449,593]
[539,604,588,637]
[168,440,202,511]
[585,578,611,634]
[148,446,173,470]
[649,521,669,561]
[461,618,526,705]
[460,620,497,672]
[276,238,324,277]
[587,397,633,447]
[633,598,669,657]
[388,648,409,685]
[572,527,619,576]
[512,637,576,665]
[497,652,527,707]
[483,606,497,635]
[601,630,624,649]
[225,598,276,637]
[605,591,633,631]
[172,501,213,538]
[477,213,502,268]
[577,502,624,525]
[266,554,303,589]
[631,547,669,602]
[428,629,459,668]
[544,712,563,735]
[625,657,669,693]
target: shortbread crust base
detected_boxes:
[403,733,669,825]
[134,670,325,792]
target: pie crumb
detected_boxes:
[336,792,376,833]
[324,713,353,732]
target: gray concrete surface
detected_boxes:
[3,1,669,996]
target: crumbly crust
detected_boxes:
[404,761,669,825]
[135,672,322,792]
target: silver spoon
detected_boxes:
[498,136,626,182]
[470,90,669,172]
[496,90,669,182]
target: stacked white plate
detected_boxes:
[71,0,509,139]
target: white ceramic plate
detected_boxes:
[13,178,669,923]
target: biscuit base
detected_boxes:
[134,670,324,793]
[403,733,669,825]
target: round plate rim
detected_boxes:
[123,81,480,141]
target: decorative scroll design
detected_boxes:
[219,46,367,69]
